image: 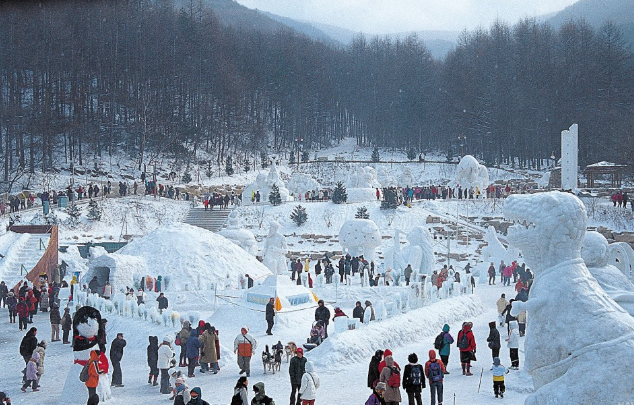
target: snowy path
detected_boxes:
[0,280,530,404]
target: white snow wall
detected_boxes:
[307,294,484,368]
[561,124,578,190]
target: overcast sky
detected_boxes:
[235,0,580,33]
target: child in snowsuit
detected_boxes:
[21,352,39,392]
[492,357,509,398]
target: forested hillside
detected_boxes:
[0,0,632,185]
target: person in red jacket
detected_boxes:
[378,349,400,374]
[425,350,446,405]
[457,322,476,376]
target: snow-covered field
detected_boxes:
[0,140,632,405]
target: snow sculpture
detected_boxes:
[504,191,634,405]
[218,212,258,256]
[454,155,489,190]
[607,242,634,282]
[403,226,435,276]
[241,161,290,204]
[376,167,397,188]
[262,221,288,275]
[399,167,414,187]
[582,231,634,316]
[383,230,407,273]
[560,124,578,191]
[481,226,507,262]
[61,306,111,404]
[287,173,321,197]
[338,219,381,261]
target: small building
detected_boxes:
[584,162,627,188]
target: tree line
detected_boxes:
[0,0,632,186]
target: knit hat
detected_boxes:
[163,335,173,344]
[296,348,303,355]
[375,382,387,391]
[493,357,501,366]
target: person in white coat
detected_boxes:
[299,361,320,405]
[158,335,175,394]
[506,321,520,370]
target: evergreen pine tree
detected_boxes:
[381,188,399,209]
[244,159,251,173]
[371,147,380,162]
[269,184,282,206]
[407,148,417,161]
[182,170,192,183]
[301,151,310,163]
[87,199,102,221]
[225,156,234,176]
[289,151,296,164]
[205,161,213,179]
[355,206,370,219]
[331,181,348,204]
[66,203,82,227]
[290,205,308,226]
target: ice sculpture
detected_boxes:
[454,155,489,190]
[504,191,634,405]
[262,221,289,275]
[218,212,258,256]
[402,226,435,275]
[339,219,381,260]
[582,231,634,316]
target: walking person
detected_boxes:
[402,353,425,405]
[6,291,17,323]
[199,324,219,374]
[437,324,453,373]
[232,377,249,405]
[492,357,509,398]
[367,350,384,389]
[289,347,307,405]
[179,320,191,367]
[147,336,160,386]
[457,322,476,376]
[487,321,501,361]
[424,350,446,405]
[49,303,61,342]
[157,293,169,314]
[0,281,8,307]
[234,327,256,377]
[488,262,496,285]
[299,361,320,405]
[265,297,275,335]
[110,332,127,387]
[19,327,38,381]
[185,330,201,378]
[85,350,103,401]
[506,321,520,370]
[16,297,29,330]
[21,352,40,392]
[378,355,401,405]
[158,336,176,394]
[314,300,331,338]
[61,307,72,344]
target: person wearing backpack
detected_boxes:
[84,350,104,401]
[487,321,501,362]
[234,327,256,378]
[402,353,425,405]
[232,376,249,405]
[424,350,446,405]
[435,324,453,373]
[378,349,400,373]
[378,356,401,405]
[365,382,387,405]
[457,322,476,376]
[299,361,320,405]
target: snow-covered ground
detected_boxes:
[0,140,632,404]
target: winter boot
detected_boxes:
[148,374,152,384]
[466,364,473,376]
[461,363,466,375]
[153,375,158,386]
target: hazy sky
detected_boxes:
[235,0,580,33]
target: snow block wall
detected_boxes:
[308,294,484,368]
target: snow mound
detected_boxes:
[308,295,484,368]
[116,223,271,289]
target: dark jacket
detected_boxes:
[502,303,517,323]
[251,382,275,405]
[0,283,8,297]
[353,305,364,322]
[187,387,210,405]
[6,295,17,310]
[147,336,159,367]
[487,322,501,349]
[186,330,202,358]
[289,355,307,386]
[61,311,72,331]
[157,296,169,310]
[367,352,382,388]
[265,302,275,322]
[315,305,331,325]
[402,363,426,392]
[110,337,127,362]
[49,307,61,324]
[20,328,38,358]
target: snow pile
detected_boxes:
[218,211,258,256]
[286,173,321,196]
[0,231,31,282]
[308,294,484,368]
[339,219,381,260]
[116,223,271,290]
